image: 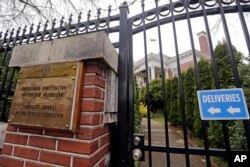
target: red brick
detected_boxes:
[80,114,101,125]
[68,145,109,167]
[99,134,110,148]
[14,146,39,160]
[4,133,28,145]
[19,127,43,135]
[81,100,104,112]
[101,92,105,100]
[85,64,106,78]
[2,157,24,167]
[7,125,17,132]
[98,158,105,167]
[93,144,110,164]
[2,144,13,155]
[25,161,54,167]
[73,157,93,167]
[58,140,98,154]
[29,136,56,149]
[76,126,106,140]
[40,150,71,166]
[84,75,105,88]
[83,87,103,99]
[44,130,74,138]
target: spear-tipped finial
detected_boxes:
[23,25,27,33]
[97,8,101,15]
[36,22,41,32]
[52,19,56,26]
[11,28,15,36]
[88,10,91,18]
[29,24,34,33]
[69,14,73,24]
[141,0,145,8]
[16,27,21,36]
[78,12,82,23]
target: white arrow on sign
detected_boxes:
[227,106,241,114]
[208,107,221,115]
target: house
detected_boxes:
[134,31,210,86]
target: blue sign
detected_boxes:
[197,88,249,120]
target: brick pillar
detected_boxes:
[197,31,210,57]
[1,61,111,167]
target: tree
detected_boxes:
[148,78,164,112]
[169,77,181,126]
[0,0,118,30]
[183,67,196,132]
[192,59,214,137]
[214,40,243,88]
[208,41,247,149]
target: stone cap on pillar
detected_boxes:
[9,31,118,73]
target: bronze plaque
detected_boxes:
[9,62,84,132]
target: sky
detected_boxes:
[1,0,250,62]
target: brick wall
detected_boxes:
[1,61,111,167]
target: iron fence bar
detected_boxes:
[0,27,21,121]
[218,0,250,154]
[235,0,250,55]
[0,29,14,100]
[201,0,233,166]
[41,21,48,41]
[128,20,134,167]
[106,6,112,36]
[26,24,33,44]
[144,145,228,156]
[76,13,82,35]
[0,30,8,51]
[2,68,16,121]
[0,31,9,77]
[155,0,171,166]
[235,0,250,150]
[141,1,153,166]
[49,20,56,41]
[0,14,119,48]
[169,0,190,166]
[118,2,130,167]
[184,1,211,166]
[66,14,73,37]
[34,22,41,42]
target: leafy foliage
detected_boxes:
[183,68,195,131]
[134,77,142,133]
[169,77,181,126]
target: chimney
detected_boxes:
[197,31,210,57]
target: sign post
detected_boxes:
[197,88,249,120]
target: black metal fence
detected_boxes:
[0,6,121,122]
[1,0,250,167]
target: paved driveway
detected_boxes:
[139,118,212,167]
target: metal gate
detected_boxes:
[118,0,250,167]
[1,0,250,167]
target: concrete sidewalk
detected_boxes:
[140,118,211,167]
